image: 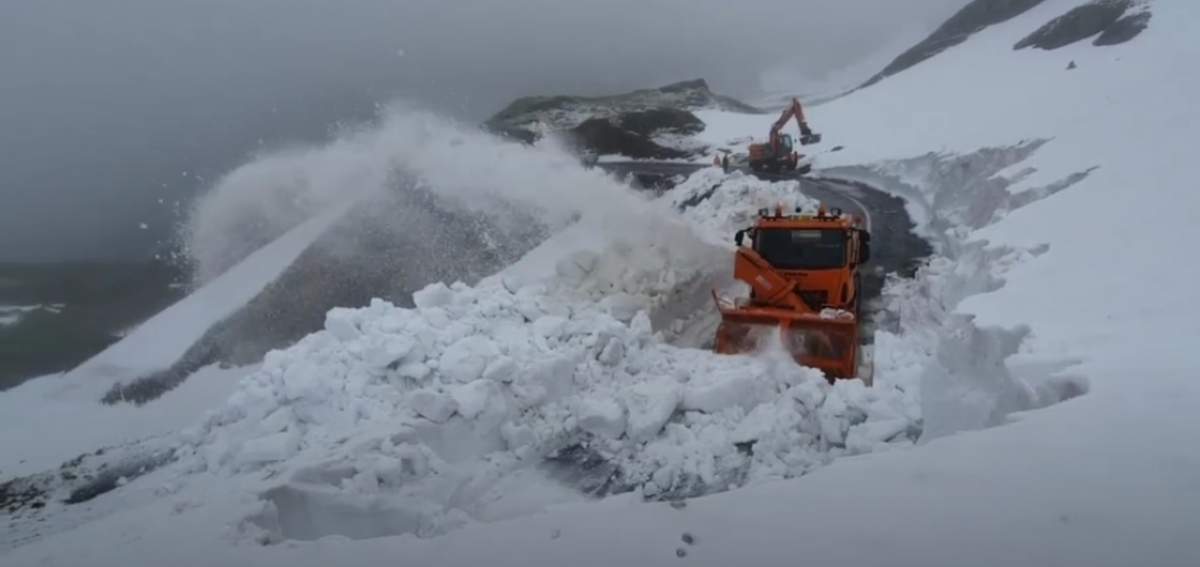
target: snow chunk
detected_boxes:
[438,336,500,383]
[410,389,458,423]
[324,307,361,342]
[364,335,417,369]
[577,398,626,439]
[413,282,455,309]
[450,380,497,420]
[623,383,682,442]
[236,430,300,467]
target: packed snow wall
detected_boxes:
[825,142,1093,439]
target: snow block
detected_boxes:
[533,315,569,340]
[845,419,911,454]
[410,389,458,423]
[438,336,501,383]
[577,398,627,439]
[396,361,431,381]
[413,282,455,309]
[324,308,361,342]
[599,293,643,323]
[630,311,653,338]
[596,336,625,366]
[482,356,518,383]
[364,335,417,369]
[681,370,760,413]
[500,422,536,453]
[237,430,301,467]
[623,383,681,442]
[450,380,497,420]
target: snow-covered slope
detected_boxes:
[4,0,1199,565]
[0,209,347,477]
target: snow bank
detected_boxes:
[165,170,918,543]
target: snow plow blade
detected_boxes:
[713,294,860,381]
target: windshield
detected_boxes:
[755,228,847,269]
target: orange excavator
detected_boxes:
[713,204,871,382]
[748,98,822,174]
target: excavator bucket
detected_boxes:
[713,297,860,380]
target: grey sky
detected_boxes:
[0,0,965,262]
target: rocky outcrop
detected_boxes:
[485,79,758,158]
[862,0,1047,88]
[615,108,705,137]
[1014,0,1143,50]
[569,118,689,160]
[1093,10,1151,45]
[488,79,758,135]
[861,0,1151,89]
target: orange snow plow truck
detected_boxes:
[713,205,872,383]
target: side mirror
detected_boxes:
[735,229,745,247]
[859,230,872,264]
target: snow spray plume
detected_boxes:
[753,326,809,379]
[182,102,656,283]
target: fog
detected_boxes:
[0,0,965,262]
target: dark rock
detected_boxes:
[484,78,759,147]
[1014,0,1132,50]
[488,125,538,144]
[1067,60,1078,69]
[570,118,688,161]
[1093,10,1151,45]
[617,108,705,137]
[659,78,709,93]
[862,0,1047,88]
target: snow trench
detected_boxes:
[826,141,1093,439]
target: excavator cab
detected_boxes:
[776,133,795,155]
[715,206,871,382]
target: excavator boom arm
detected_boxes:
[766,98,819,150]
[769,98,808,137]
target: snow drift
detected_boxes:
[174,169,923,544]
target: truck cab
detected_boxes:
[736,207,871,313]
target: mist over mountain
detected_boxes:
[0,0,964,262]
